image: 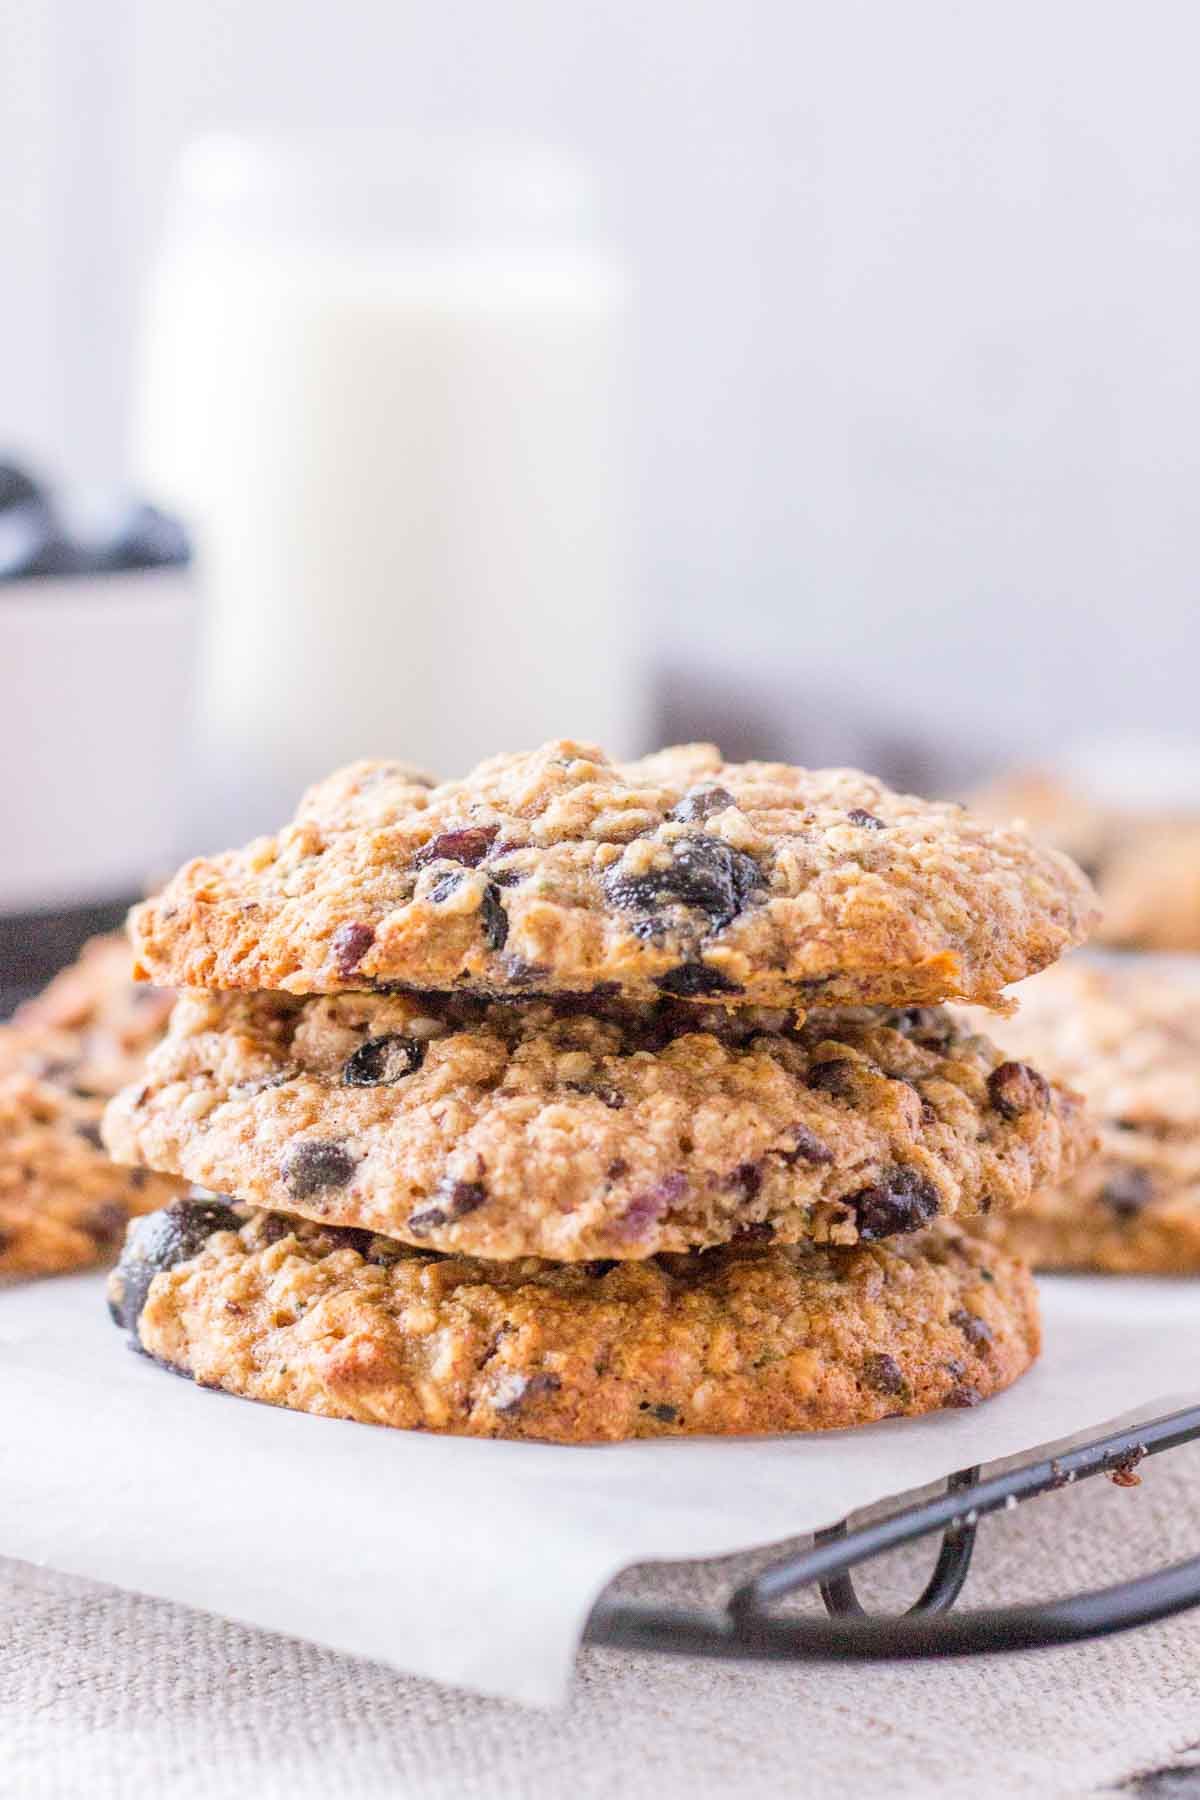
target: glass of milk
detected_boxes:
[133,131,640,843]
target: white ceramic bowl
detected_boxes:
[0,567,197,911]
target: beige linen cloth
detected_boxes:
[4,1444,1200,1798]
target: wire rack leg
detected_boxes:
[817,1468,980,1618]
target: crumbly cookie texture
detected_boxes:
[968,956,1200,1273]
[102,989,1090,1262]
[973,768,1200,953]
[0,935,183,1278]
[108,1199,1040,1442]
[127,740,1097,1010]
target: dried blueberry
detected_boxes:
[429,872,463,903]
[848,1169,940,1240]
[331,921,374,978]
[108,1195,241,1335]
[846,808,885,830]
[74,1120,104,1150]
[778,1123,835,1166]
[342,1035,426,1087]
[645,1402,679,1423]
[415,825,498,868]
[862,1352,909,1397]
[605,835,763,933]
[1100,1168,1153,1218]
[407,1178,488,1236]
[950,1308,993,1352]
[655,962,741,997]
[669,785,737,823]
[615,1172,687,1241]
[280,1139,357,1199]
[479,882,508,950]
[806,1059,857,1096]
[987,1061,1051,1120]
[944,1384,982,1409]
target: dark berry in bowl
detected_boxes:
[0,503,85,582]
[0,461,46,513]
[91,502,191,573]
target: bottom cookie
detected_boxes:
[109,1198,1040,1442]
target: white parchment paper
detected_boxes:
[1,1272,1197,1706]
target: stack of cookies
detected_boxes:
[0,935,182,1279]
[102,741,1096,1443]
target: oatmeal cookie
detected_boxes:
[969,956,1200,1273]
[973,768,1200,953]
[108,1198,1040,1442]
[102,990,1090,1261]
[126,740,1096,1009]
[0,934,183,1278]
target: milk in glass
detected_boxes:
[133,133,640,843]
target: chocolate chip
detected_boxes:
[1100,1167,1154,1218]
[254,1212,295,1246]
[108,1195,241,1335]
[342,1035,426,1087]
[331,921,374,978]
[479,883,509,950]
[407,1178,488,1237]
[862,1352,909,1397]
[950,1308,993,1353]
[605,835,763,932]
[280,1139,357,1199]
[987,1060,1051,1120]
[655,962,741,997]
[731,1220,775,1245]
[319,1224,378,1254]
[806,1058,856,1096]
[668,785,736,823]
[615,1171,687,1240]
[74,1120,104,1150]
[848,1169,940,1241]
[778,1123,835,1165]
[945,1384,982,1409]
[846,808,885,829]
[492,1371,562,1413]
[414,824,499,868]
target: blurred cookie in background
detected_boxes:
[973,734,1200,952]
[970,955,1200,1273]
[0,934,183,1278]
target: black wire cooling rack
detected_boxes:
[584,1403,1200,1662]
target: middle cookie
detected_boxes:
[104,991,1091,1262]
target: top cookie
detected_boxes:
[128,740,1097,1009]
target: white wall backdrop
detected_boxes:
[5,0,1200,770]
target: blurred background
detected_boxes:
[5,0,1200,951]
